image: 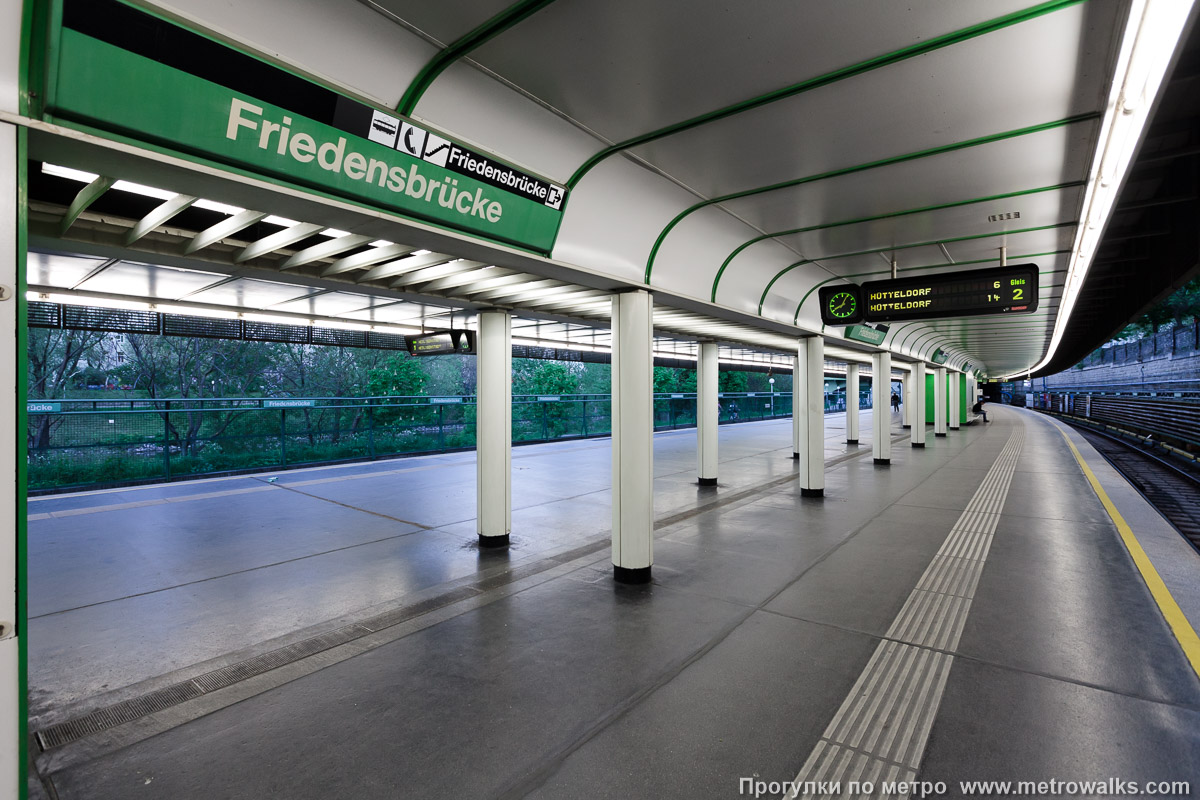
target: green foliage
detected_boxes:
[576,363,611,394]
[718,371,748,392]
[512,359,579,395]
[653,366,696,393]
[1116,276,1200,338]
[364,354,428,396]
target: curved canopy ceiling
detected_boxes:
[103,0,1194,375]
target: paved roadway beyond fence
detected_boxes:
[26,390,874,492]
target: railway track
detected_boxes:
[1069,423,1200,552]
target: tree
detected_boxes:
[26,328,107,449]
[652,366,696,393]
[718,370,748,392]
[512,360,579,395]
[364,353,428,397]
[123,335,277,456]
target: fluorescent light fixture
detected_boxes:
[31,292,152,312]
[367,240,393,248]
[111,180,176,201]
[193,199,246,215]
[316,319,372,332]
[411,249,432,256]
[263,215,301,227]
[160,305,241,320]
[1000,0,1196,379]
[41,163,99,183]
[512,336,603,353]
[321,229,353,238]
[240,311,311,325]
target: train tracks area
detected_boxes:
[1068,422,1200,552]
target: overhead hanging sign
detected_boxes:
[843,324,886,346]
[819,264,1038,326]
[931,349,949,365]
[405,330,476,356]
[46,0,567,253]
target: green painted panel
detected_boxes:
[844,324,886,346]
[924,373,968,424]
[49,30,562,252]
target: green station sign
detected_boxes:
[263,399,316,409]
[931,349,949,365]
[45,2,567,253]
[843,324,886,346]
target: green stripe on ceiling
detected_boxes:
[755,221,1074,313]
[647,112,1098,285]
[795,250,1070,325]
[567,0,1087,190]
[713,182,1082,300]
[396,0,558,115]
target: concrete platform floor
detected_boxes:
[27,407,1200,799]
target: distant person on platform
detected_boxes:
[890,392,901,413]
[972,399,989,423]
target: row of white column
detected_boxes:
[474,292,972,585]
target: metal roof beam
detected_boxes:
[235,223,325,263]
[280,234,374,269]
[124,194,198,245]
[59,176,115,235]
[357,252,455,282]
[184,210,269,255]
[321,243,416,276]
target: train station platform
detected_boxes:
[27,407,1200,799]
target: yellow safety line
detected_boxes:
[1060,430,1200,680]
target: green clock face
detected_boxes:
[828,291,857,319]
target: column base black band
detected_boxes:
[846,439,858,444]
[698,477,717,486]
[935,432,947,437]
[902,424,911,429]
[792,452,800,460]
[874,458,890,465]
[478,533,510,548]
[801,487,824,497]
[614,565,652,584]
[912,442,926,448]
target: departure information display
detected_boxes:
[405,330,476,356]
[819,264,1038,326]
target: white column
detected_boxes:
[872,352,891,465]
[949,371,961,430]
[845,363,860,444]
[792,354,802,457]
[476,310,511,547]
[911,362,927,448]
[696,342,718,485]
[795,337,825,496]
[901,372,911,428]
[934,366,947,437]
[612,291,654,583]
[0,122,19,798]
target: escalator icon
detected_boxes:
[421,134,451,167]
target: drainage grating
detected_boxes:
[36,680,203,750]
